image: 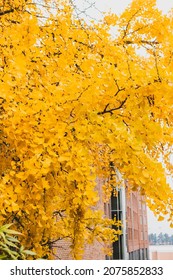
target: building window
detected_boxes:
[111,190,123,259]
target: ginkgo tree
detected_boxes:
[0,0,173,259]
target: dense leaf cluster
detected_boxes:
[0,0,173,259]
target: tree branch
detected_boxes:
[122,40,159,46]
[98,97,128,115]
[0,9,14,16]
[122,9,142,39]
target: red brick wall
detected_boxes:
[126,190,149,253]
[55,178,107,260]
[55,181,149,259]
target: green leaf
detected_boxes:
[0,224,14,232]
[4,229,22,235]
[5,240,19,249]
[0,231,7,242]
[22,250,36,256]
[6,235,20,243]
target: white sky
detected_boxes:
[74,0,173,20]
[74,0,173,235]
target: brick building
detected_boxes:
[126,190,149,259]
[150,246,173,260]
[56,179,149,260]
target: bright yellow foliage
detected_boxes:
[0,0,173,259]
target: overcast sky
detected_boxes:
[73,0,173,20]
[73,0,173,235]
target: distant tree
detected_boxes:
[153,233,157,245]
[149,233,154,245]
[163,233,169,245]
[170,235,173,245]
[157,233,164,245]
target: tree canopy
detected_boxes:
[0,0,173,259]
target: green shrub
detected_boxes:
[0,223,36,260]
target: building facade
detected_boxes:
[126,189,149,260]
[149,246,173,260]
[56,179,149,260]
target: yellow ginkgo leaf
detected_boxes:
[158,216,164,222]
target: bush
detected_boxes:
[0,223,36,260]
